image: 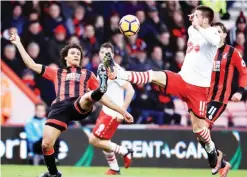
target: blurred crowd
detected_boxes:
[1,1,247,126]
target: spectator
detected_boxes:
[229,11,247,45]
[1,74,12,125]
[2,44,24,75]
[90,53,101,74]
[27,42,48,65]
[150,46,169,71]
[21,69,41,98]
[29,9,40,21]
[234,32,245,57]
[128,49,152,71]
[11,4,27,35]
[82,25,100,57]
[94,15,105,44]
[68,35,80,45]
[146,6,167,49]
[104,14,120,41]
[111,31,128,61]
[22,20,47,50]
[158,30,174,63]
[176,37,186,52]
[126,35,147,58]
[43,3,67,37]
[136,10,155,42]
[114,55,123,66]
[170,51,185,73]
[68,5,86,37]
[24,103,60,165]
[47,25,67,65]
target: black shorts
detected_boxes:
[46,97,92,131]
[206,101,227,122]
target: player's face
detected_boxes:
[65,48,82,67]
[193,10,204,26]
[99,47,114,62]
[35,105,46,118]
[214,26,227,44]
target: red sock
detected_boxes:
[129,71,151,85]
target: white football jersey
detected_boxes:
[179,26,220,87]
[101,64,127,118]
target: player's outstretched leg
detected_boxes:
[89,134,133,169]
[103,51,167,86]
[39,126,62,177]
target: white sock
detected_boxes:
[205,140,216,153]
[109,142,128,156]
[103,151,120,171]
[117,69,131,81]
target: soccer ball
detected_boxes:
[119,15,140,36]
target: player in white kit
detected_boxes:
[89,43,135,175]
[105,5,221,170]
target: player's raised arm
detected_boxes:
[100,95,134,123]
[9,32,43,74]
[196,27,220,46]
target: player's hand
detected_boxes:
[9,31,20,45]
[231,92,242,102]
[188,13,194,22]
[122,111,134,123]
[192,14,200,29]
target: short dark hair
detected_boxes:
[212,22,227,33]
[100,42,114,53]
[60,43,84,68]
[196,5,214,24]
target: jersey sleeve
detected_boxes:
[87,72,99,90]
[198,27,220,47]
[39,65,58,81]
[232,49,247,88]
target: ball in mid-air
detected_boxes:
[119,15,140,36]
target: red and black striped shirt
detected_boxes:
[40,66,99,105]
[208,44,247,104]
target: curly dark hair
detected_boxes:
[59,43,84,68]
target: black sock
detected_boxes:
[221,159,226,168]
[91,88,104,101]
[44,153,58,175]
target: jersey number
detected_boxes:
[186,41,200,53]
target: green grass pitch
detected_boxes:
[1,165,247,177]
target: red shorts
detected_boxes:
[92,111,120,140]
[164,71,209,119]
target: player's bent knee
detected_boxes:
[89,133,100,146]
[42,138,53,150]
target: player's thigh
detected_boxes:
[42,125,61,148]
[77,92,95,110]
[207,101,227,122]
[93,112,119,140]
[151,71,167,86]
[186,85,208,131]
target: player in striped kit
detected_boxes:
[10,32,133,177]
[203,22,247,177]
[105,5,221,170]
[89,43,135,175]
